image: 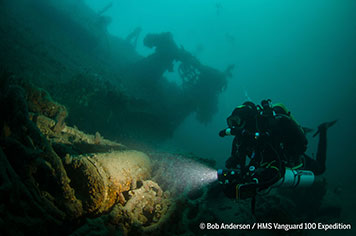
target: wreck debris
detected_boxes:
[124,32,232,123]
[97,2,113,16]
[66,151,152,215]
[0,75,174,235]
[0,74,83,234]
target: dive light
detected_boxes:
[217,168,242,184]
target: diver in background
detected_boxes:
[218,100,336,198]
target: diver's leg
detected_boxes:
[315,126,327,175]
[306,120,336,175]
[303,154,319,174]
[302,129,326,175]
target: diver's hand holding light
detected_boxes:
[219,127,236,137]
[216,167,315,200]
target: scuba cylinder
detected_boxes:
[271,169,314,188]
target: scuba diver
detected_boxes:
[217,99,336,203]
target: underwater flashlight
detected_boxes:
[217,168,243,184]
[217,168,257,200]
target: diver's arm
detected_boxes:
[219,127,244,137]
[231,136,238,155]
[225,136,249,169]
[225,137,239,168]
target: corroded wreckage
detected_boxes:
[0,75,182,235]
[0,72,217,235]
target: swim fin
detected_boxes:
[313,120,337,137]
[302,127,313,134]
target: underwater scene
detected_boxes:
[0,0,355,235]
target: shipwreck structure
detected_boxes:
[0,74,215,235]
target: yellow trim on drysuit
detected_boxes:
[272,103,294,120]
[272,103,306,134]
[289,163,303,170]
